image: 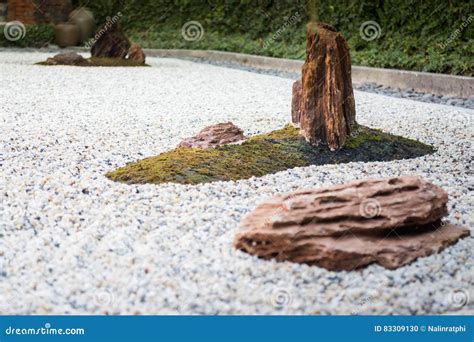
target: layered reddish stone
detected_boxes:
[234,176,469,271]
[178,122,246,149]
[292,22,356,150]
[91,22,131,59]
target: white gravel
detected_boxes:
[0,50,473,315]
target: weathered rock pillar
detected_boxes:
[292,22,356,150]
[91,22,131,59]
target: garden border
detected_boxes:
[143,49,473,98]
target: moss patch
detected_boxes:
[106,125,435,185]
[36,57,150,67]
[88,57,150,67]
[344,125,382,148]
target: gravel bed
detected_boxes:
[0,51,473,315]
[182,57,474,109]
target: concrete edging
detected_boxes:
[144,49,473,98]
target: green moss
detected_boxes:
[106,124,435,185]
[88,57,150,67]
[108,125,307,185]
[36,57,150,67]
[345,126,382,148]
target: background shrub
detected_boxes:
[8,0,473,75]
[0,24,54,48]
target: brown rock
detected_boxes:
[293,22,356,150]
[127,43,146,64]
[178,122,246,149]
[45,52,91,66]
[291,80,302,124]
[234,176,469,270]
[91,22,130,58]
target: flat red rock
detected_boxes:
[234,176,469,270]
[178,122,246,149]
[44,52,91,66]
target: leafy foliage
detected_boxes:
[78,0,472,75]
[10,1,474,75]
[0,24,54,48]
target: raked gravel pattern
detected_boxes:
[0,51,473,315]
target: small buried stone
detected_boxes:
[44,52,91,66]
[178,122,246,149]
[234,176,469,271]
[37,56,149,67]
[127,43,146,64]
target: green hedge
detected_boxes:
[0,24,54,48]
[72,0,472,75]
[5,1,472,75]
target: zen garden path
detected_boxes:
[0,51,472,314]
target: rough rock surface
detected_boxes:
[44,52,91,66]
[294,22,356,150]
[234,176,469,270]
[178,122,246,149]
[291,80,302,124]
[127,43,146,64]
[91,22,131,58]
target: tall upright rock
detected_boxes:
[292,22,356,150]
[91,22,131,59]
